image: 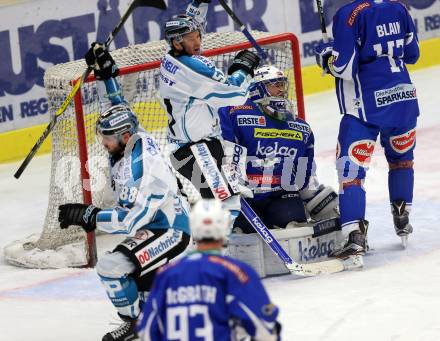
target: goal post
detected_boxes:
[4,31,305,269]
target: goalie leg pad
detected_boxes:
[305,186,339,221]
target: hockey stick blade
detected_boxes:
[218,0,270,62]
[14,0,167,179]
[286,255,363,276]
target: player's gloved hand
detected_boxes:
[315,40,334,74]
[58,203,101,232]
[194,0,211,3]
[249,320,281,341]
[272,321,282,340]
[84,42,119,80]
[227,50,260,77]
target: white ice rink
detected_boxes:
[1,66,439,341]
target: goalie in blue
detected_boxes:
[315,0,420,256]
[218,65,339,233]
[137,199,281,341]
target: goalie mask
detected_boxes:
[190,199,231,242]
[96,104,139,145]
[249,65,295,121]
[164,14,203,47]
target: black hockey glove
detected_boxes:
[194,0,211,3]
[227,50,260,77]
[58,203,101,232]
[249,321,281,341]
[84,42,119,80]
[315,40,334,74]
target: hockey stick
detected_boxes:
[218,0,270,63]
[315,0,331,77]
[14,0,167,179]
[316,0,329,43]
[188,142,352,276]
[240,198,360,276]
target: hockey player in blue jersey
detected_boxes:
[161,0,260,222]
[218,65,339,232]
[138,199,281,341]
[57,44,191,341]
[315,0,420,257]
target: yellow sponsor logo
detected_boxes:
[254,128,303,140]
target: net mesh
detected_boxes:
[5,31,303,267]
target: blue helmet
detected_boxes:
[249,65,295,121]
[164,14,202,47]
[96,104,139,138]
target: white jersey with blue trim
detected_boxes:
[329,0,420,126]
[159,1,250,146]
[95,130,190,236]
[159,53,251,145]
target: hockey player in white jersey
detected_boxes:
[161,0,260,221]
[57,45,191,341]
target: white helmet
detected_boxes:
[190,199,231,241]
[249,65,295,121]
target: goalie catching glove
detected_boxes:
[85,42,119,80]
[58,203,101,232]
[227,49,260,77]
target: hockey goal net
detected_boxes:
[4,31,305,269]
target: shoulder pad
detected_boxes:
[207,255,250,284]
[229,104,255,114]
[287,119,311,133]
[345,1,371,27]
[390,0,410,11]
[141,131,161,157]
[191,55,216,69]
[124,133,141,156]
[178,54,216,78]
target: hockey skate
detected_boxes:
[329,220,368,270]
[391,201,413,248]
[102,314,139,341]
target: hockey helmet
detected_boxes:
[249,65,295,121]
[190,199,231,242]
[96,104,139,142]
[164,14,202,47]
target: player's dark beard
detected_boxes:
[108,141,126,161]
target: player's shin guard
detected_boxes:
[388,161,414,204]
[339,179,366,226]
[99,275,140,319]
